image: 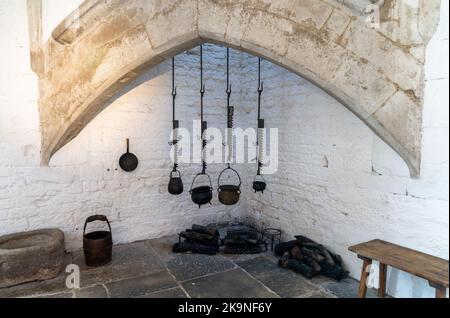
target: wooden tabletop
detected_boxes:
[349,239,449,288]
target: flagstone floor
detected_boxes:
[0,236,379,298]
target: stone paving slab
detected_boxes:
[32,292,73,298]
[167,254,236,282]
[146,235,179,263]
[106,271,177,298]
[300,291,337,298]
[72,241,164,288]
[74,285,108,298]
[323,278,378,298]
[140,287,187,298]
[237,256,323,298]
[182,269,279,298]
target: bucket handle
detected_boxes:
[218,165,242,188]
[83,215,112,236]
[189,172,212,193]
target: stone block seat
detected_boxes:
[0,229,65,288]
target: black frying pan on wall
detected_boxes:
[119,139,138,172]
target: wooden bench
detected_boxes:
[349,239,449,298]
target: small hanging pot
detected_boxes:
[119,139,138,172]
[168,170,184,195]
[218,166,242,205]
[190,173,213,208]
[253,174,266,193]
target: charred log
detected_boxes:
[290,246,304,260]
[277,235,346,281]
[275,240,299,256]
[303,256,322,272]
[179,231,218,244]
[173,242,218,255]
[191,224,220,237]
[301,247,326,264]
[279,259,316,279]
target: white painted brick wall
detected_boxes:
[0,0,448,298]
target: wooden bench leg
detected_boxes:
[435,287,447,298]
[378,263,387,298]
[358,258,372,298]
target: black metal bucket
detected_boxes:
[83,215,112,267]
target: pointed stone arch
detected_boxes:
[34,0,442,177]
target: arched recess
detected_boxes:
[35,0,442,177]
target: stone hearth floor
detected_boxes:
[0,236,380,298]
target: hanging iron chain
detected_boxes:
[200,45,207,174]
[225,48,235,164]
[256,57,265,176]
[170,57,179,172]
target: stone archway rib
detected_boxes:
[35,0,442,177]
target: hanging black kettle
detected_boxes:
[190,173,213,208]
[253,174,266,193]
[168,170,184,195]
[218,165,241,205]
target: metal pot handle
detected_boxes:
[218,165,242,188]
[253,174,266,183]
[83,215,112,236]
[190,173,212,193]
[170,170,182,179]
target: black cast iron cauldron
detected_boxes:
[83,215,112,267]
[190,173,213,208]
[253,174,266,193]
[168,170,184,195]
[218,166,241,205]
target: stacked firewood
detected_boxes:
[275,235,347,280]
[173,224,220,255]
[223,226,267,254]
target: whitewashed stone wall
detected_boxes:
[0,0,448,298]
[0,1,244,251]
[244,1,449,298]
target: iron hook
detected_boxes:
[258,81,264,93]
[227,84,232,95]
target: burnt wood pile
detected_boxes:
[173,224,220,255]
[223,226,267,254]
[275,235,347,280]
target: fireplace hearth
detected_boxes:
[173,224,269,256]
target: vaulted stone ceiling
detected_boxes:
[29,0,441,177]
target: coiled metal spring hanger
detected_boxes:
[190,45,213,207]
[168,57,184,195]
[253,57,266,194]
[218,48,242,206]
